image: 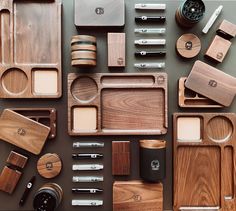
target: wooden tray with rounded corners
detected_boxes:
[0,0,62,98]
[68,73,168,136]
[173,113,236,211]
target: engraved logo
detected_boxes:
[117,57,124,65]
[208,80,217,88]
[133,194,142,202]
[46,162,53,170]
[151,160,160,171]
[217,52,223,60]
[157,75,165,84]
[17,128,26,136]
[95,7,104,15]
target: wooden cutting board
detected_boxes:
[173,113,236,211]
[0,109,50,155]
[68,73,168,136]
[185,60,236,107]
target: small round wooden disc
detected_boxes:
[71,35,96,44]
[37,153,62,179]
[71,59,96,67]
[176,34,201,58]
[71,51,97,60]
[71,44,97,52]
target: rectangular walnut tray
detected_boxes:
[68,73,168,136]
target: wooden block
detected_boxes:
[0,109,50,155]
[185,60,236,107]
[108,33,126,67]
[0,166,21,194]
[112,141,130,175]
[113,181,163,211]
[6,151,28,169]
[217,20,236,39]
[37,153,62,179]
[205,35,231,63]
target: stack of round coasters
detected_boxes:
[71,35,97,67]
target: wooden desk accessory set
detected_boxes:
[0,0,236,211]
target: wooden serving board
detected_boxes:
[185,60,236,107]
[173,113,236,211]
[179,77,223,108]
[0,0,62,98]
[68,73,168,136]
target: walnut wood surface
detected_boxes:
[179,77,223,108]
[218,20,236,38]
[0,109,50,155]
[0,0,62,98]
[68,73,168,136]
[185,60,236,107]
[6,151,28,169]
[113,181,163,211]
[173,113,236,211]
[112,141,130,175]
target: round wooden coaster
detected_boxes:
[37,153,62,179]
[71,44,97,52]
[71,51,96,60]
[71,59,96,67]
[176,33,201,58]
[71,35,97,45]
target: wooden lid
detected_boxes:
[71,51,96,60]
[71,59,96,67]
[71,44,97,52]
[71,35,97,45]
[176,34,201,58]
[217,20,236,39]
[139,140,166,149]
[37,153,62,179]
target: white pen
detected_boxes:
[134,62,165,69]
[72,164,104,171]
[134,28,166,34]
[202,5,223,34]
[134,39,166,45]
[73,142,104,148]
[72,200,103,206]
[72,176,104,183]
[135,3,166,10]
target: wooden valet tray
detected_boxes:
[68,73,168,136]
[0,0,62,98]
[173,113,236,211]
[179,77,223,108]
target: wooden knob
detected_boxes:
[37,153,62,179]
[176,34,201,58]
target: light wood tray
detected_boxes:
[0,0,62,98]
[68,73,168,136]
[173,113,236,211]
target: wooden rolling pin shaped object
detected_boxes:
[185,60,236,107]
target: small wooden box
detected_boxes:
[217,20,236,39]
[112,141,130,175]
[205,35,231,63]
[113,181,163,211]
[108,33,126,67]
[6,151,28,169]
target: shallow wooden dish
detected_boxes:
[68,73,168,136]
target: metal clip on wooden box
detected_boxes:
[205,20,236,63]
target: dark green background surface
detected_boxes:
[0,0,236,210]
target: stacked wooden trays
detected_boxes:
[71,35,97,67]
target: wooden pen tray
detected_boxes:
[173,113,236,211]
[0,0,62,98]
[68,73,168,136]
[178,77,223,108]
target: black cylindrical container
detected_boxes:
[175,0,205,28]
[140,140,166,182]
[33,183,63,211]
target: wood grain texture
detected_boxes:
[113,181,163,211]
[205,35,231,63]
[0,109,50,155]
[0,166,21,194]
[6,151,28,169]
[178,77,223,108]
[112,141,130,175]
[217,20,236,38]
[37,153,62,179]
[11,108,57,139]
[185,60,236,107]
[108,33,125,67]
[0,0,62,98]
[68,73,168,136]
[173,113,236,211]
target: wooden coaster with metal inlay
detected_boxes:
[176,34,201,58]
[37,153,62,179]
